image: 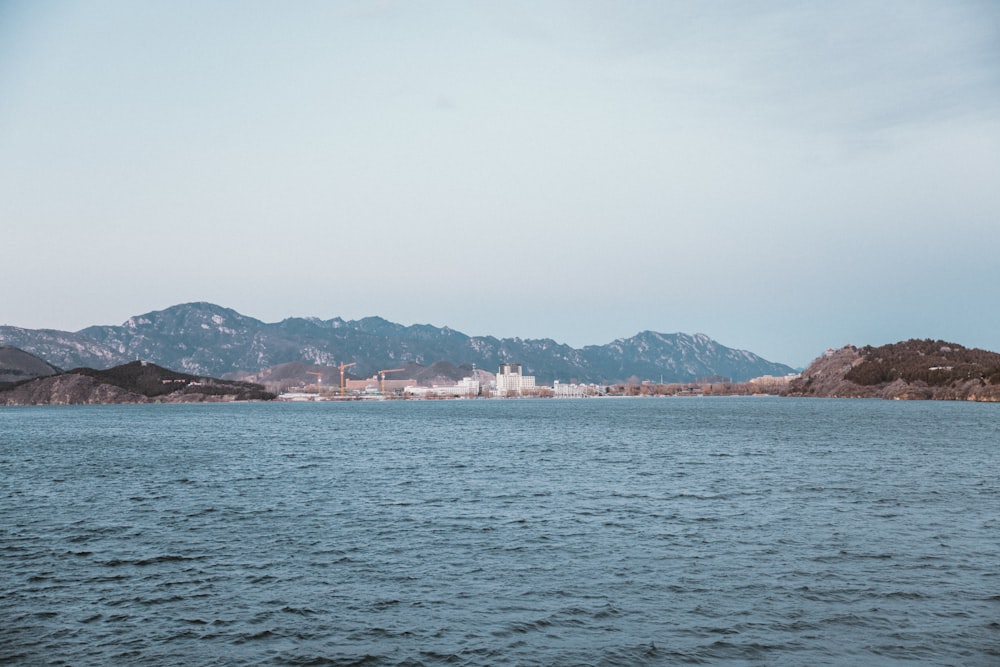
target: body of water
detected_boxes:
[2,398,998,665]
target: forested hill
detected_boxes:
[786,340,1000,401]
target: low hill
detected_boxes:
[0,346,61,386]
[786,340,1000,401]
[0,360,276,406]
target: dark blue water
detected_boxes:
[2,398,998,665]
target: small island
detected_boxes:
[785,339,1000,401]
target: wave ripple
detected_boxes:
[2,399,998,665]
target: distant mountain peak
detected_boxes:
[3,303,796,383]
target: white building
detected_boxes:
[456,376,480,396]
[495,363,536,397]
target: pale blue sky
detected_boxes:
[2,1,999,367]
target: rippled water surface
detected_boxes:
[2,398,998,665]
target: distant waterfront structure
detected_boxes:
[495,363,536,397]
[345,376,416,394]
[405,375,480,398]
[553,381,600,398]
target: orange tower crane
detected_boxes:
[379,368,406,394]
[338,362,357,396]
[306,371,323,396]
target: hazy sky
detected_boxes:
[2,1,999,367]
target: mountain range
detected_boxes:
[0,302,796,384]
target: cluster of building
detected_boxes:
[286,362,602,399]
[400,375,481,398]
[552,381,602,397]
[420,363,602,398]
[397,363,540,398]
[285,363,794,400]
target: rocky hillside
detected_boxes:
[785,340,1000,401]
[579,331,788,383]
[0,374,149,405]
[1,302,794,384]
[0,359,275,405]
[0,327,122,370]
